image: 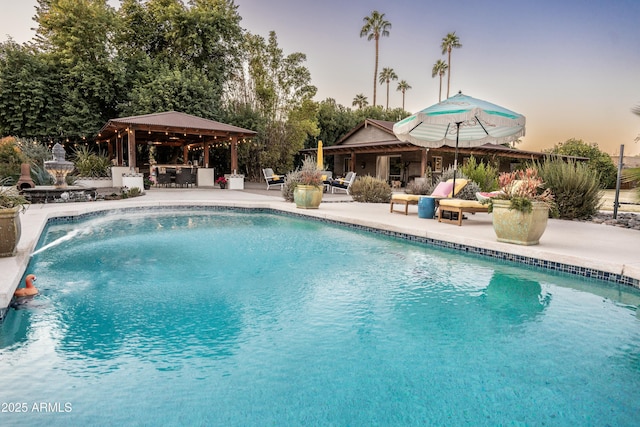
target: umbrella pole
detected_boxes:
[452,121,461,197]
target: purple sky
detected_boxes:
[2,0,639,155]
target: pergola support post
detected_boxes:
[231,136,238,173]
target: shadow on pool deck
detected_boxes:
[1,181,639,313]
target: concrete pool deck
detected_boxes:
[1,182,639,311]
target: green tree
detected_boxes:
[546,138,618,188]
[115,0,243,118]
[226,31,318,173]
[0,40,62,137]
[314,98,359,147]
[352,93,368,109]
[33,0,120,138]
[378,67,398,110]
[431,59,448,102]
[396,80,411,111]
[360,10,391,108]
[440,32,462,99]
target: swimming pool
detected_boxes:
[2,209,640,426]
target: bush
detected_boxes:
[281,157,321,202]
[282,169,302,202]
[0,137,27,181]
[459,156,499,191]
[350,176,392,203]
[436,167,481,200]
[546,138,617,188]
[30,164,54,186]
[405,178,431,195]
[535,157,602,220]
[16,138,51,168]
[72,146,111,178]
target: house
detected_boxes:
[309,119,583,185]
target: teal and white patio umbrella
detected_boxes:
[393,91,525,195]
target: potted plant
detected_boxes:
[292,157,324,209]
[216,176,227,189]
[484,168,555,245]
[0,178,29,257]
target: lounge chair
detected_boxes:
[330,172,356,194]
[262,168,285,190]
[389,179,468,215]
[438,199,489,226]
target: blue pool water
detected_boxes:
[1,209,640,426]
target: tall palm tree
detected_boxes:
[360,11,391,107]
[352,93,369,109]
[378,67,398,109]
[431,59,448,102]
[634,105,640,143]
[440,32,462,99]
[396,80,412,111]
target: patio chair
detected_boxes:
[174,170,193,187]
[330,172,356,194]
[156,173,173,187]
[321,171,333,192]
[389,179,468,215]
[262,168,285,190]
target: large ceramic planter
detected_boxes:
[293,184,323,209]
[491,200,549,245]
[0,207,21,257]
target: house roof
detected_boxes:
[310,119,586,161]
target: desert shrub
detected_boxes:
[405,178,432,195]
[434,167,481,200]
[126,187,142,197]
[459,156,499,191]
[622,168,640,201]
[350,176,392,203]
[281,156,321,202]
[72,146,111,178]
[16,138,51,168]
[282,169,302,202]
[30,164,54,185]
[535,157,602,219]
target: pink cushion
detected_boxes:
[431,181,454,197]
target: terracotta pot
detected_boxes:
[293,184,322,209]
[0,206,21,257]
[491,199,549,245]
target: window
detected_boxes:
[432,156,443,173]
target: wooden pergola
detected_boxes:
[97,111,257,172]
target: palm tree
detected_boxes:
[352,93,369,109]
[360,11,391,107]
[634,105,640,143]
[378,67,398,109]
[440,32,462,99]
[431,59,448,102]
[396,80,412,111]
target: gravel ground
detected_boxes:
[586,211,640,230]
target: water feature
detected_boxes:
[1,209,639,426]
[22,143,96,203]
[44,143,75,188]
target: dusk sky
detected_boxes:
[2,0,639,155]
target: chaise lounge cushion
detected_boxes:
[391,194,421,202]
[430,181,454,197]
[439,199,487,209]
